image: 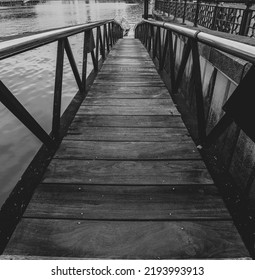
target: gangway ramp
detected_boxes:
[2,38,249,259]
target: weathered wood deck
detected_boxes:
[2,38,250,259]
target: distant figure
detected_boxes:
[124,28,130,36]
[117,17,130,37]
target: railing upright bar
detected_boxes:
[108,22,113,48]
[239,2,253,36]
[160,28,168,71]
[96,26,100,63]
[52,39,65,141]
[91,50,98,72]
[191,39,206,142]
[183,0,187,24]
[211,2,219,30]
[104,24,110,53]
[174,0,178,19]
[82,31,89,95]
[148,23,151,50]
[194,0,200,27]
[174,38,191,93]
[168,30,176,91]
[99,26,105,60]
[153,26,158,59]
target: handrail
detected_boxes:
[196,33,255,65]
[135,18,255,148]
[135,20,255,249]
[0,19,113,60]
[0,19,123,148]
[135,19,255,204]
[0,19,123,252]
[139,19,255,64]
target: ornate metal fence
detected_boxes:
[154,0,255,37]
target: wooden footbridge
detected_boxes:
[0,19,253,259]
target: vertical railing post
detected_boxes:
[153,26,158,59]
[160,28,169,71]
[149,24,153,54]
[168,0,171,16]
[194,0,200,27]
[144,0,149,19]
[104,24,110,53]
[239,1,253,36]
[52,39,65,140]
[82,30,90,95]
[211,2,219,30]
[96,26,100,63]
[158,27,162,69]
[191,39,206,142]
[108,22,113,47]
[182,0,187,24]
[174,0,178,19]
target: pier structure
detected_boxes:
[0,18,254,259]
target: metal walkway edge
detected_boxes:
[2,38,250,259]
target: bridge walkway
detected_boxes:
[2,38,250,259]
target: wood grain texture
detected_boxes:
[66,127,191,141]
[93,82,165,87]
[43,160,213,185]
[86,90,170,99]
[94,76,163,83]
[3,37,249,259]
[100,65,158,72]
[70,115,185,128]
[76,105,180,116]
[4,219,249,259]
[54,141,200,160]
[24,184,230,220]
[82,99,175,107]
[86,86,170,99]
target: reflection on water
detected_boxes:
[0,0,151,208]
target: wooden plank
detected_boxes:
[101,65,158,72]
[24,184,230,220]
[54,141,201,160]
[93,81,166,86]
[94,76,163,82]
[86,87,170,99]
[101,58,153,63]
[107,54,150,58]
[70,115,185,128]
[103,61,155,66]
[82,99,175,107]
[66,127,190,141]
[96,75,160,81]
[43,160,213,185]
[76,105,180,116]
[97,72,160,77]
[4,219,249,259]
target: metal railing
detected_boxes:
[0,19,123,251]
[0,19,123,148]
[135,19,255,146]
[135,19,255,255]
[155,0,255,37]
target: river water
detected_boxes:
[0,0,152,208]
